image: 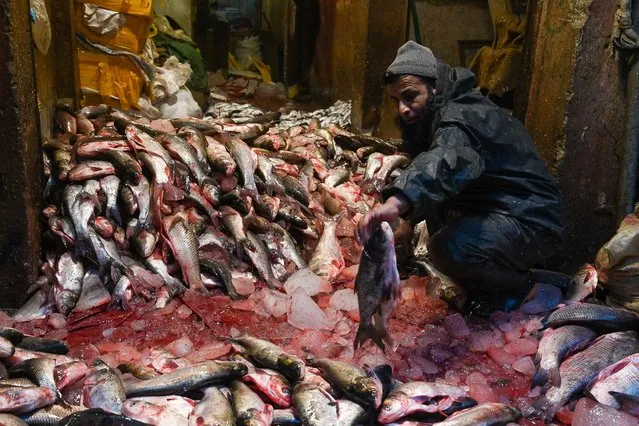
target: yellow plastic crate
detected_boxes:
[75,8,152,54]
[78,49,146,110]
[75,0,152,17]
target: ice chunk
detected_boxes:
[287,288,332,330]
[130,320,146,332]
[339,264,359,281]
[186,342,231,363]
[470,330,504,352]
[329,289,359,311]
[167,336,194,357]
[261,289,290,318]
[443,313,470,338]
[572,398,638,426]
[47,313,67,330]
[465,372,496,403]
[487,346,517,367]
[284,269,332,297]
[231,272,256,296]
[503,336,538,356]
[512,356,536,376]
[176,304,193,319]
[407,353,438,374]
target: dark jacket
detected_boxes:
[382,62,565,241]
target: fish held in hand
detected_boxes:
[354,221,401,351]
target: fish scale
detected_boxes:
[541,303,639,331]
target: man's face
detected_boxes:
[387,75,434,124]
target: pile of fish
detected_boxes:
[207,100,352,130]
[29,101,409,321]
[3,99,638,425]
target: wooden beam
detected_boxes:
[0,0,45,308]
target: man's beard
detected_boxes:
[396,89,437,158]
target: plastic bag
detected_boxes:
[30,0,51,55]
[82,4,127,37]
[158,87,202,119]
[595,207,639,312]
[152,56,193,103]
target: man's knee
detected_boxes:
[427,227,481,281]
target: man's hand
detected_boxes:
[357,195,411,244]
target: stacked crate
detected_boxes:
[76,0,154,109]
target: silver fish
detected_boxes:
[9,358,58,395]
[588,353,639,409]
[74,269,112,312]
[82,359,126,414]
[225,137,258,198]
[565,264,598,303]
[164,215,205,292]
[124,361,247,397]
[0,386,56,414]
[531,325,597,389]
[188,386,235,426]
[309,358,383,409]
[432,403,521,426]
[245,231,279,289]
[308,214,345,281]
[178,127,211,174]
[54,252,84,315]
[226,335,305,382]
[100,175,123,226]
[229,380,273,426]
[12,290,51,323]
[532,330,639,421]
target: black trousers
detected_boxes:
[427,212,561,299]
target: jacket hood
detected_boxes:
[433,62,477,111]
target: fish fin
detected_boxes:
[548,367,561,388]
[531,367,550,389]
[440,397,477,416]
[539,312,551,329]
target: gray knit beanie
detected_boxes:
[385,41,438,80]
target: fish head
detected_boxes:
[266,376,292,407]
[277,355,305,381]
[353,375,383,409]
[364,221,395,258]
[377,392,411,423]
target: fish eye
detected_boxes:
[282,388,291,395]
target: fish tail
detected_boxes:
[531,367,549,389]
[354,323,386,351]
